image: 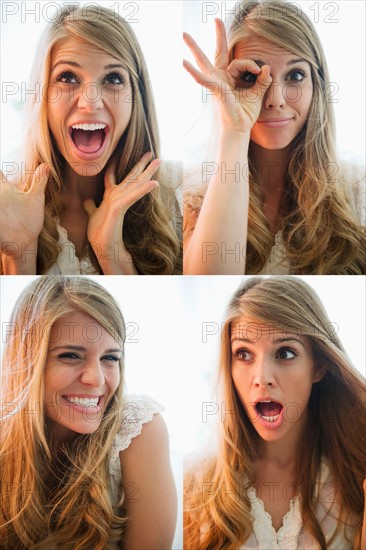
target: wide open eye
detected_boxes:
[233,348,252,361]
[238,72,257,87]
[56,71,79,84]
[287,69,306,83]
[276,347,298,360]
[103,72,126,86]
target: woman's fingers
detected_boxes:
[214,18,229,70]
[84,198,97,217]
[29,164,50,195]
[227,58,262,81]
[104,158,118,189]
[183,32,214,75]
[125,153,160,186]
[254,65,272,99]
[183,59,211,87]
[122,179,159,210]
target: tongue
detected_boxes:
[258,402,282,416]
[72,129,104,153]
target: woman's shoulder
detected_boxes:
[339,159,366,226]
[109,394,164,478]
[112,394,164,454]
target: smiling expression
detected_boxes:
[230,319,322,443]
[44,310,122,443]
[47,36,133,176]
[234,36,313,150]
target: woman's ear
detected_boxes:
[313,361,328,383]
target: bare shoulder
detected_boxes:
[119,412,169,464]
[119,414,177,550]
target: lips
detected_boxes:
[62,394,104,413]
[254,398,283,421]
[67,121,110,160]
[256,117,293,128]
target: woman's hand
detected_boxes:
[183,18,272,136]
[83,152,160,274]
[0,164,49,274]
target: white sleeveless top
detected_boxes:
[238,459,356,549]
[108,394,164,505]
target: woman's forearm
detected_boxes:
[184,132,250,274]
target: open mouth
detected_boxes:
[255,400,283,422]
[69,123,109,155]
[62,395,101,408]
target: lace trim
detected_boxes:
[52,224,98,275]
[260,231,290,275]
[247,485,302,549]
[109,394,164,478]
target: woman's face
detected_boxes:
[234,35,313,150]
[230,318,322,444]
[44,310,121,443]
[47,36,133,176]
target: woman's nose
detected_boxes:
[263,80,286,110]
[77,82,104,112]
[80,361,105,387]
[253,357,276,387]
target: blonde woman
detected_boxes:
[183,0,365,274]
[0,276,177,549]
[184,276,366,549]
[0,4,182,275]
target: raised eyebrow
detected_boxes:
[252,58,309,67]
[272,337,306,349]
[51,61,126,72]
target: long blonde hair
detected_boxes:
[184,0,365,274]
[184,276,366,549]
[1,276,127,549]
[22,4,181,274]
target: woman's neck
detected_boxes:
[256,408,309,470]
[249,142,293,232]
[250,142,292,191]
[62,163,104,204]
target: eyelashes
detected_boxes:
[238,69,308,87]
[55,70,127,86]
[56,352,120,364]
[233,346,299,362]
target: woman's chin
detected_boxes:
[250,137,294,151]
[62,154,107,177]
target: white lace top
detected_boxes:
[185,161,365,275]
[108,394,164,505]
[238,459,356,549]
[45,161,182,275]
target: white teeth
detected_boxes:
[71,123,106,131]
[64,396,99,406]
[261,413,280,422]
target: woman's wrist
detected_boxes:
[1,251,37,274]
[97,246,139,275]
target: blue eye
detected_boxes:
[56,71,78,84]
[239,72,257,86]
[104,72,126,86]
[287,70,306,82]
